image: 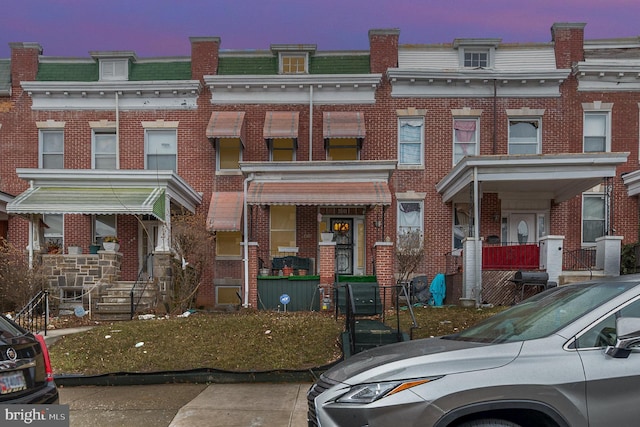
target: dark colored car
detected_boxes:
[308,275,640,427]
[0,314,58,404]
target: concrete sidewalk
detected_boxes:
[169,382,310,427]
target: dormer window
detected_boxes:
[100,59,128,81]
[271,44,316,75]
[91,51,136,81]
[454,38,500,69]
[281,54,307,74]
[464,51,488,68]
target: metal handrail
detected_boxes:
[14,290,49,335]
[130,254,154,320]
[563,247,595,278]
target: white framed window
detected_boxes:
[40,129,64,169]
[398,201,423,236]
[326,138,359,161]
[216,231,242,257]
[582,193,606,245]
[583,112,610,152]
[100,59,128,81]
[93,215,116,246]
[453,118,478,164]
[270,206,296,256]
[92,129,117,169]
[217,138,242,170]
[280,53,308,74]
[398,118,424,166]
[464,50,489,68]
[508,119,541,154]
[43,214,63,249]
[145,129,177,172]
[453,203,471,250]
[269,138,295,161]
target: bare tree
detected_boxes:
[169,211,215,313]
[396,230,425,284]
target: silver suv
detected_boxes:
[308,275,640,427]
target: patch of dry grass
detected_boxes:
[48,305,509,376]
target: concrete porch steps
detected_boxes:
[94,280,157,321]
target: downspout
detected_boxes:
[28,214,34,269]
[309,85,313,161]
[115,92,120,168]
[242,173,254,308]
[492,80,497,154]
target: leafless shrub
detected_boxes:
[0,238,48,312]
[169,211,215,313]
[396,230,425,284]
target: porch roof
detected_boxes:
[8,186,166,220]
[7,169,202,217]
[207,191,244,231]
[247,181,391,206]
[436,153,629,203]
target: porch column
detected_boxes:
[319,241,336,304]
[374,241,394,308]
[155,193,171,252]
[539,235,564,285]
[247,242,259,308]
[462,237,482,301]
[596,235,623,277]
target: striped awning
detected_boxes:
[206,111,246,144]
[263,112,299,139]
[323,112,365,139]
[7,187,166,220]
[247,181,391,206]
[207,191,244,232]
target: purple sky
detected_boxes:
[2,0,639,58]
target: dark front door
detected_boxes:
[331,218,353,275]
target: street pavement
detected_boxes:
[45,327,311,427]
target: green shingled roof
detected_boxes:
[129,62,191,80]
[218,54,370,75]
[218,56,278,75]
[0,60,10,93]
[37,63,98,81]
[33,53,370,81]
[36,61,192,82]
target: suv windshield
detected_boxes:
[447,281,638,343]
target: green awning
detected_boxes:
[7,187,166,220]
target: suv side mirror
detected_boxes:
[606,317,640,359]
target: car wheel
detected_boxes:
[458,419,521,427]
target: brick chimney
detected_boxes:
[369,29,400,74]
[9,42,42,91]
[190,36,220,82]
[551,23,586,69]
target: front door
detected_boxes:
[508,213,537,244]
[331,218,354,275]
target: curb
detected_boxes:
[54,364,339,387]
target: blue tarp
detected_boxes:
[429,273,446,306]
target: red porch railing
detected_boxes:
[482,243,540,270]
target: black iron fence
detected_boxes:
[14,290,49,335]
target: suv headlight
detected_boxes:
[335,378,440,404]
